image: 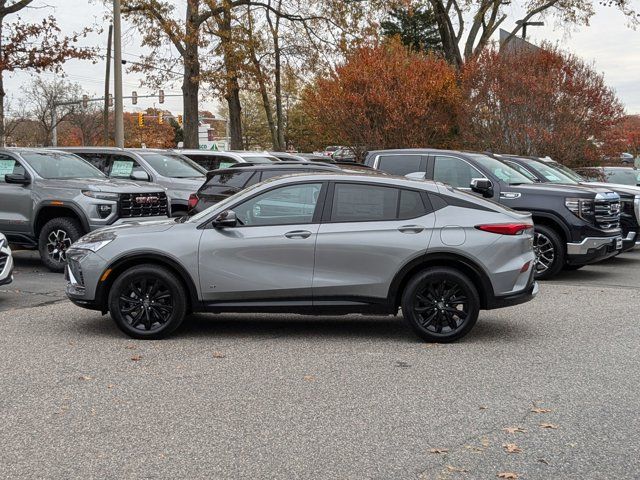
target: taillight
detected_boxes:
[188,193,199,210]
[475,223,533,235]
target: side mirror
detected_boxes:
[470,178,493,197]
[213,210,238,228]
[5,173,30,185]
[130,170,150,181]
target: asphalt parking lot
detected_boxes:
[1,250,639,479]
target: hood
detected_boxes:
[163,177,205,192]
[507,182,617,199]
[80,218,178,240]
[39,177,167,194]
[583,182,640,198]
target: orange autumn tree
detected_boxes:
[617,115,640,158]
[124,110,176,148]
[460,45,625,167]
[302,40,461,154]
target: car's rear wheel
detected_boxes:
[108,265,187,339]
[38,217,83,272]
[533,225,564,280]
[401,267,480,343]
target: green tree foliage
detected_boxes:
[380,4,442,53]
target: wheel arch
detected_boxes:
[34,202,89,237]
[388,252,494,310]
[526,211,569,244]
[96,252,200,314]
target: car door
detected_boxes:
[312,182,435,303]
[198,181,326,303]
[0,154,33,235]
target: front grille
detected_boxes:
[0,253,7,273]
[119,192,168,218]
[594,199,621,230]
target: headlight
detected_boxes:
[565,197,595,224]
[72,231,116,252]
[82,190,119,201]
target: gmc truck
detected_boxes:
[0,148,170,271]
[365,149,623,279]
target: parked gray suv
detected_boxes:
[0,148,170,272]
[65,173,538,342]
[61,148,207,216]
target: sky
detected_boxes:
[4,0,640,116]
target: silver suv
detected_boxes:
[60,148,207,216]
[0,233,13,286]
[65,174,538,342]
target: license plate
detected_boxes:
[615,237,623,250]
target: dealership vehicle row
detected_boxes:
[1,146,639,342]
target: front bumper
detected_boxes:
[566,235,622,265]
[89,215,169,231]
[622,231,637,252]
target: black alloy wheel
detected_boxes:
[108,265,187,339]
[402,267,480,343]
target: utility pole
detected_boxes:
[51,106,57,147]
[113,0,124,148]
[103,24,113,145]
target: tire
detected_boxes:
[401,267,480,343]
[563,264,584,271]
[533,224,565,280]
[38,217,83,272]
[108,265,187,340]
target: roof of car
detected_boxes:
[366,148,486,157]
[255,171,440,189]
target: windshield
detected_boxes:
[548,162,584,182]
[239,155,277,164]
[531,161,579,184]
[503,160,539,181]
[466,154,534,184]
[21,152,105,179]
[140,153,206,178]
[604,169,640,186]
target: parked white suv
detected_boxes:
[176,150,278,171]
[0,233,13,286]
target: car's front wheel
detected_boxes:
[38,217,83,272]
[401,267,480,343]
[108,265,187,339]
[533,225,564,280]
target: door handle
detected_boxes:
[284,230,312,239]
[398,225,425,234]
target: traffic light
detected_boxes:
[132,91,138,105]
[158,112,164,124]
[158,89,165,104]
[82,95,88,108]
[138,112,144,127]
[108,94,113,107]
[177,114,183,125]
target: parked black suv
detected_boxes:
[364,149,623,279]
[497,155,639,253]
[188,163,342,214]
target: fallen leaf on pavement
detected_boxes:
[446,465,468,473]
[503,426,526,434]
[212,351,225,358]
[303,375,315,382]
[125,344,137,350]
[479,405,488,410]
[481,437,490,447]
[130,355,142,361]
[428,448,449,454]
[503,443,522,454]
[538,458,549,465]
[539,423,558,429]
[497,473,518,479]
[531,407,552,413]
[79,375,93,381]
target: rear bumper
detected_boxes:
[486,281,539,310]
[566,235,622,265]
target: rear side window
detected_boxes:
[184,154,238,170]
[259,169,298,181]
[330,183,428,222]
[377,155,425,176]
[75,152,109,174]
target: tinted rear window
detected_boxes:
[203,171,255,190]
[378,155,425,176]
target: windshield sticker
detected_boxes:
[0,159,16,177]
[111,160,134,177]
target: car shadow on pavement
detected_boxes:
[76,311,530,344]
